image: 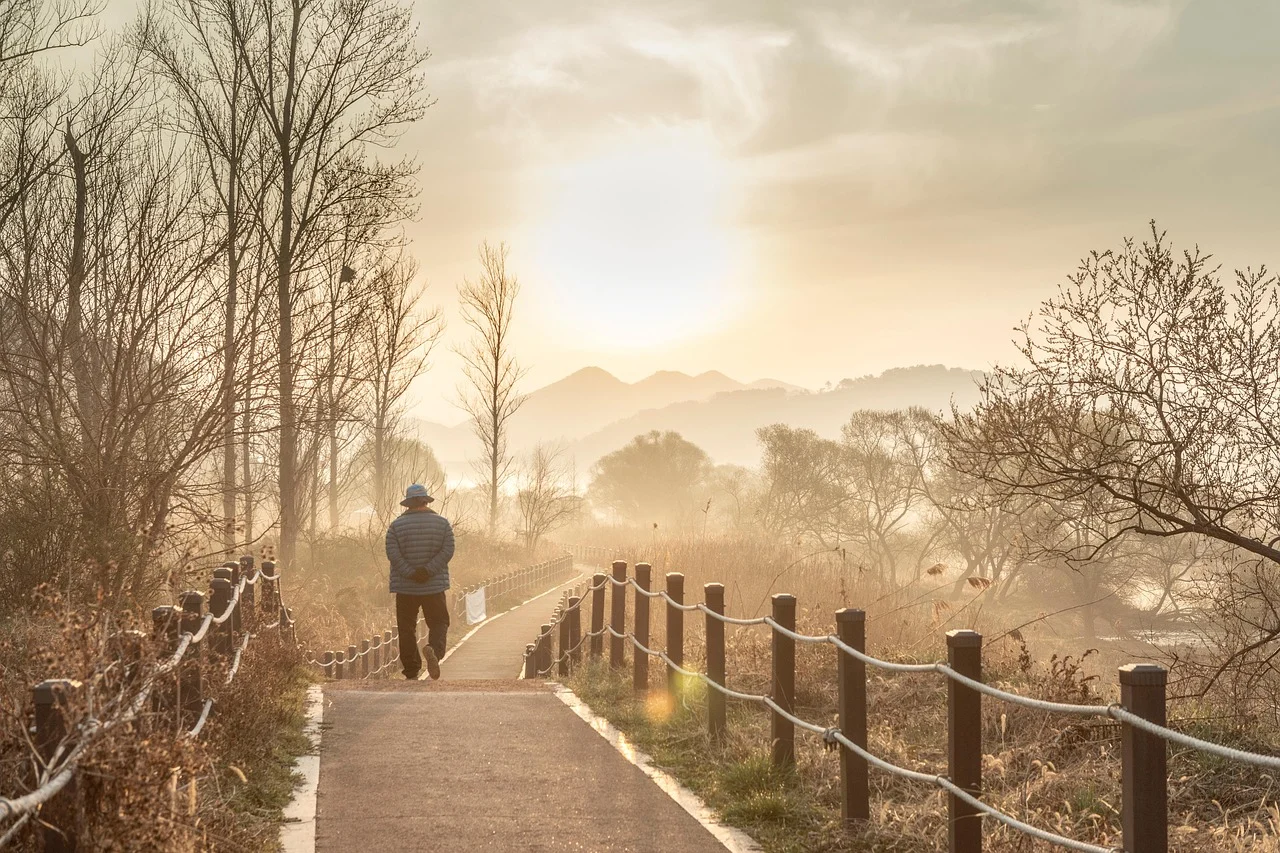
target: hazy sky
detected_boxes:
[102,0,1280,421]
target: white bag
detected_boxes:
[464,587,487,625]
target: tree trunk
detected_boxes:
[277,156,298,570]
[222,166,238,555]
[242,329,255,543]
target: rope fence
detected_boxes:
[0,555,301,851]
[309,554,577,681]
[524,558,1279,853]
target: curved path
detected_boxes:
[310,574,734,852]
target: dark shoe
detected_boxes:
[403,670,419,681]
[423,645,441,680]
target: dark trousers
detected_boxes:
[396,592,450,678]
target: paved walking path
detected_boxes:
[312,572,731,853]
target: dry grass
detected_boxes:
[566,533,1280,852]
[0,594,312,850]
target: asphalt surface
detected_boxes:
[314,574,729,852]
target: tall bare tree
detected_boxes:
[365,255,442,522]
[229,0,428,568]
[136,0,264,555]
[457,241,525,535]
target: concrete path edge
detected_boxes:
[280,684,324,853]
[551,685,763,853]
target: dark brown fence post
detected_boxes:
[947,629,983,853]
[224,560,243,634]
[705,583,726,742]
[633,563,651,692]
[1120,664,1168,853]
[262,559,279,609]
[322,651,334,679]
[151,605,180,714]
[666,573,685,702]
[346,645,358,680]
[385,630,395,665]
[209,577,233,655]
[178,591,205,725]
[837,608,869,824]
[334,652,345,680]
[568,597,582,670]
[770,593,797,768]
[34,679,80,852]
[523,644,537,678]
[610,560,627,670]
[360,639,370,678]
[537,624,553,677]
[239,555,256,624]
[590,573,606,659]
[558,613,571,677]
[371,636,382,675]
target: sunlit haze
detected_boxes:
[97,0,1280,420]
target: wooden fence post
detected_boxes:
[666,573,685,703]
[34,679,80,852]
[262,559,279,609]
[224,560,243,634]
[334,652,345,680]
[947,629,983,853]
[558,613,571,678]
[568,597,582,669]
[1120,664,1168,853]
[537,624,553,677]
[705,583,726,742]
[385,630,395,666]
[209,577,233,656]
[322,651,334,679]
[239,555,256,624]
[836,608,869,824]
[346,645,358,680]
[610,561,627,670]
[151,605,180,714]
[178,591,205,725]
[770,593,796,769]
[371,636,381,675]
[360,639,370,678]
[590,573,606,660]
[633,563,651,692]
[523,644,537,679]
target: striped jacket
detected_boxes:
[385,508,454,596]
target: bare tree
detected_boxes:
[457,241,525,536]
[364,255,442,522]
[946,224,1280,684]
[136,0,264,555]
[516,444,580,553]
[229,0,429,568]
[0,65,231,601]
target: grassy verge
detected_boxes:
[566,647,1280,853]
[199,644,316,850]
[568,661,864,853]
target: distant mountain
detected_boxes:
[568,365,985,468]
[408,364,984,475]
[407,367,805,474]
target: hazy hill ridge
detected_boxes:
[412,364,982,472]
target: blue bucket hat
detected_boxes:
[400,483,435,507]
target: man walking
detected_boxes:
[386,484,454,680]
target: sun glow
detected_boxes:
[531,131,742,348]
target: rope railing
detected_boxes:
[313,554,578,682]
[0,555,300,846]
[525,558,1276,853]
